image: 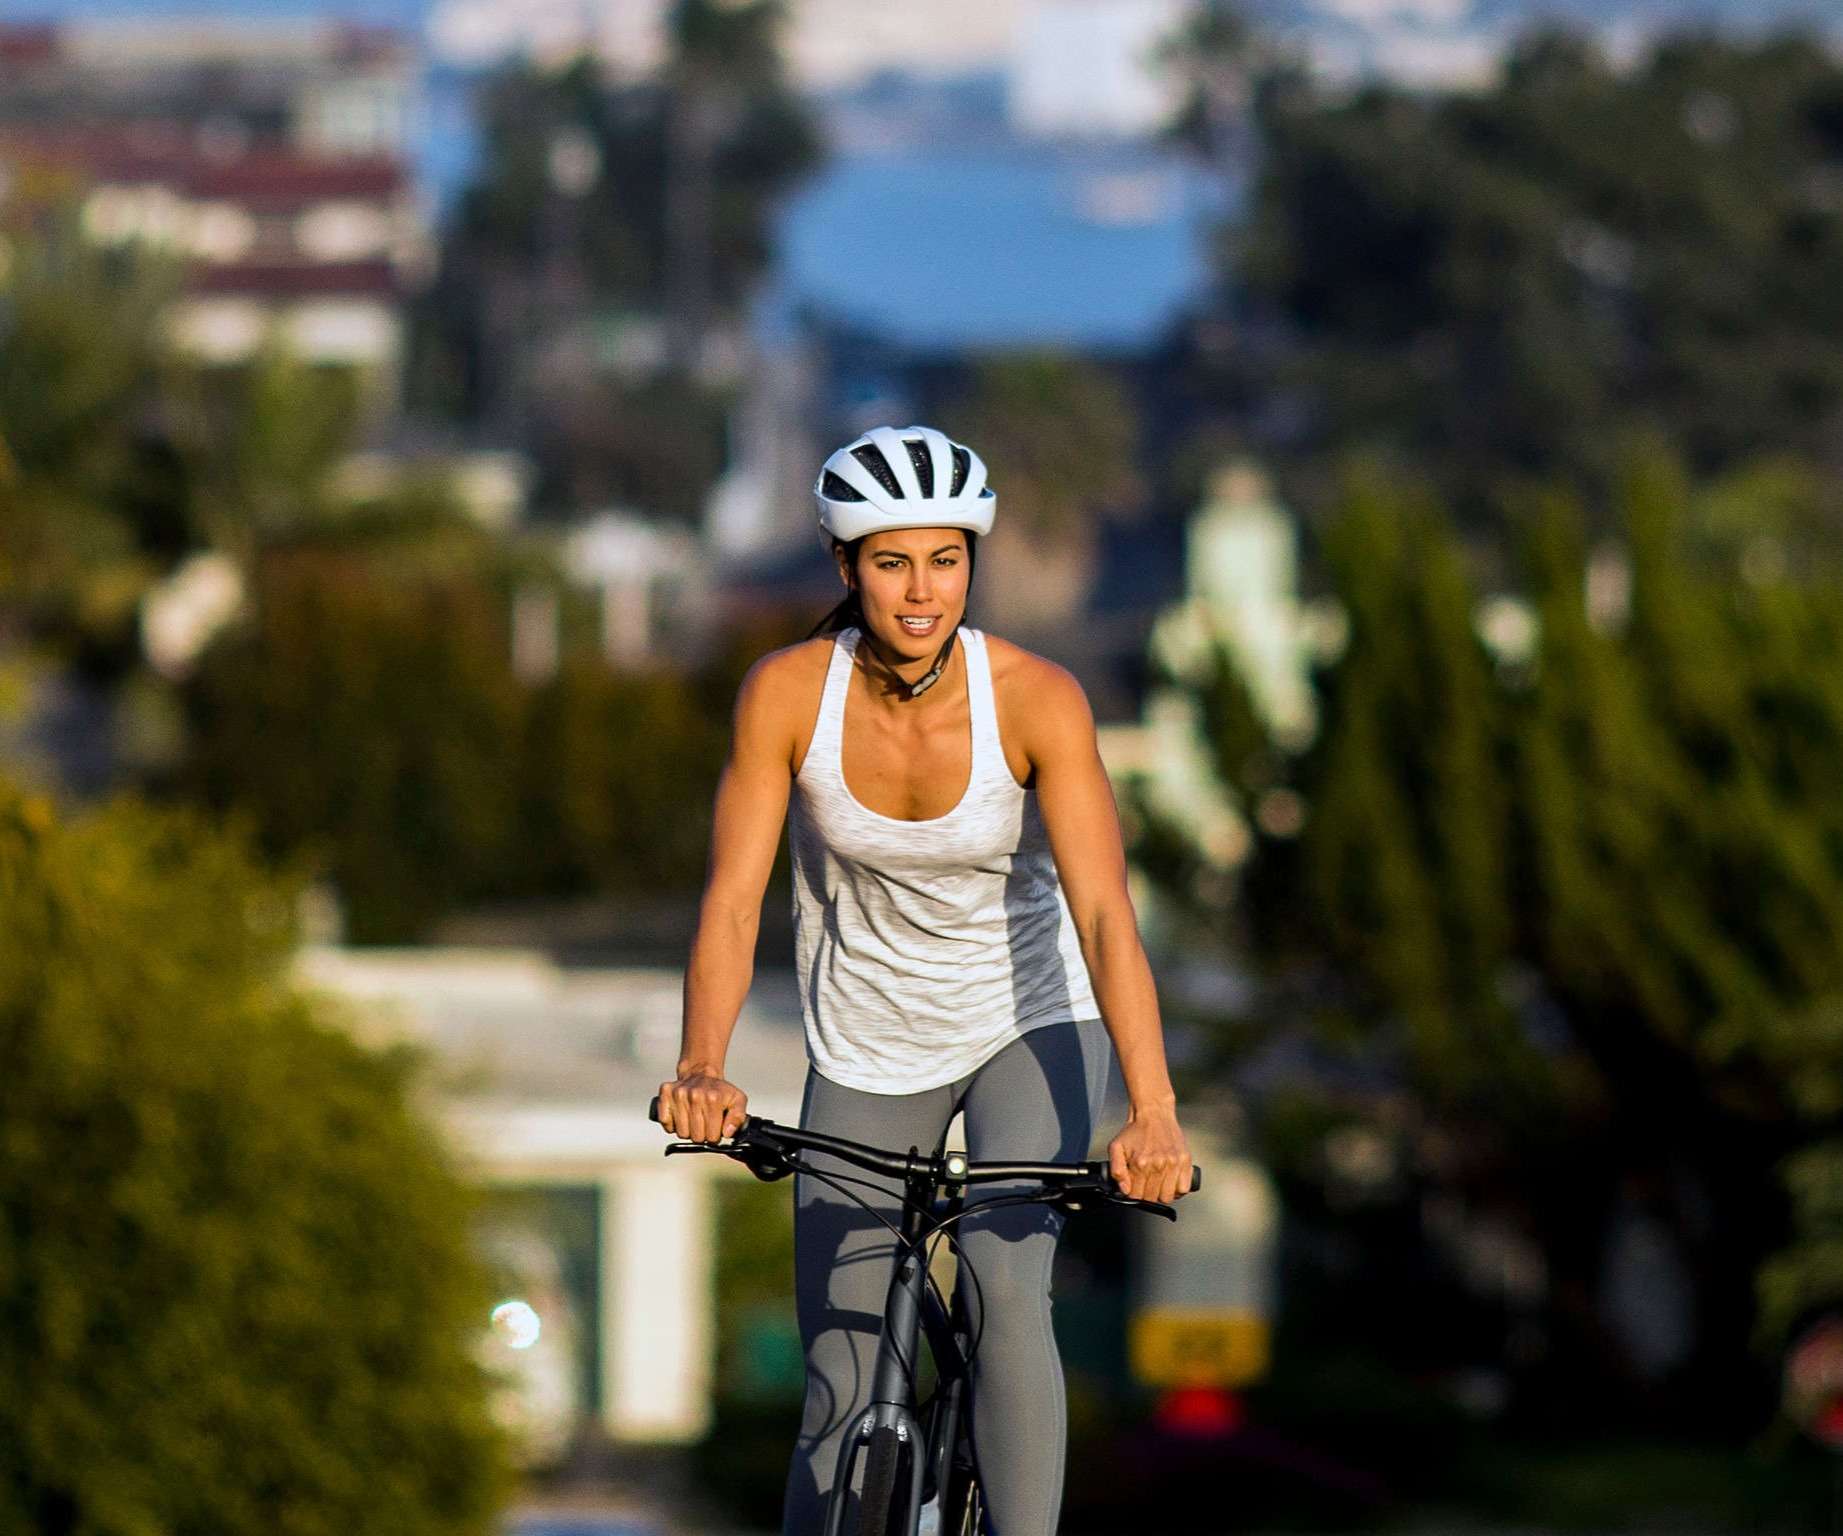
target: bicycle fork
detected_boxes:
[820,1158,945,1536]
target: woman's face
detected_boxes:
[841,527,971,660]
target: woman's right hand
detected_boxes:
[657,1070,749,1144]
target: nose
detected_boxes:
[907,564,933,603]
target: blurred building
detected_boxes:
[0,19,429,412]
[297,945,813,1446]
[1095,463,1323,875]
[299,942,1276,1453]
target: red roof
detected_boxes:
[0,24,59,67]
[0,128,407,207]
[184,154,406,204]
[186,259,399,299]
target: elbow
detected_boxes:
[697,889,761,942]
[1074,893,1139,956]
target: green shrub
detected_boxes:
[0,782,513,1535]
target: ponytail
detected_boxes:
[807,537,866,638]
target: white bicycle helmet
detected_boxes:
[813,424,996,550]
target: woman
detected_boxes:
[657,424,1192,1535]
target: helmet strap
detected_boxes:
[855,618,960,702]
[905,625,959,699]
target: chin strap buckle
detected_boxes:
[905,626,959,698]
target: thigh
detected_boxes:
[951,1018,1115,1298]
[791,1067,958,1352]
[958,1017,1112,1166]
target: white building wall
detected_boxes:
[602,1165,714,1442]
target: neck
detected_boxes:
[856,622,960,704]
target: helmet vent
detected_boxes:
[851,443,903,498]
[950,445,971,496]
[821,470,866,502]
[905,438,934,496]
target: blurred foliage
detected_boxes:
[414,0,821,518]
[1219,29,1843,530]
[528,371,733,522]
[182,546,527,942]
[0,213,180,669]
[168,343,365,560]
[688,1177,800,1528]
[1150,444,1843,1435]
[0,214,463,675]
[0,780,512,1534]
[1158,0,1270,168]
[449,2,819,316]
[181,548,771,942]
[514,653,730,902]
[941,353,1142,536]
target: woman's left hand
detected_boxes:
[1107,1105,1192,1204]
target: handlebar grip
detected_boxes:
[1191,1166,1203,1193]
[648,1095,661,1123]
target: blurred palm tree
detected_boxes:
[0,213,177,658]
[945,352,1142,536]
[167,343,364,563]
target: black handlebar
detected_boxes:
[647,1094,1203,1196]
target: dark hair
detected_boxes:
[807,532,977,638]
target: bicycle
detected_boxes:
[648,1095,1201,1536]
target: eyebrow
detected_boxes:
[873,544,964,558]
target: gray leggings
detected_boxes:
[780,1017,1115,1536]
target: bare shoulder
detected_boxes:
[984,634,1091,719]
[735,635,834,768]
[742,635,833,702]
[981,633,1095,765]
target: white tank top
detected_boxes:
[787,626,1100,1094]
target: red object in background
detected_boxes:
[1154,1385,1245,1438]
[1786,1317,1843,1449]
[1815,1398,1843,1449]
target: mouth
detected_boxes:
[897,615,942,638]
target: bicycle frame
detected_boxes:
[646,1099,1197,1536]
[824,1152,976,1536]
[833,1150,950,1534]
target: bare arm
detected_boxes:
[659,653,797,1143]
[1023,660,1192,1203]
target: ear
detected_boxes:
[834,542,855,591]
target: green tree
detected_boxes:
[1292,466,1528,1108]
[1159,449,1843,1428]
[1517,452,1843,1383]
[515,652,729,900]
[169,343,364,560]
[0,781,512,1534]
[183,548,525,941]
[943,353,1142,536]
[0,213,180,663]
[418,9,821,515]
[1224,31,1843,529]
[182,548,763,940]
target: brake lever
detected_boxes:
[662,1134,796,1183]
[1050,1180,1179,1222]
[1105,1190,1178,1222]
